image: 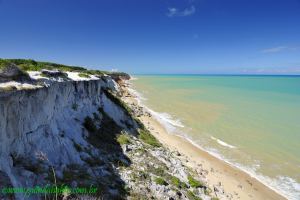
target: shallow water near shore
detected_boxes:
[130,75,300,200]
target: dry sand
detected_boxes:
[121,83,286,200]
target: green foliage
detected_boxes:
[204,187,212,195]
[138,129,161,147]
[78,73,91,78]
[103,89,133,116]
[211,198,219,200]
[186,191,202,200]
[1,58,129,79]
[151,167,166,176]
[188,175,204,188]
[170,176,188,189]
[154,177,168,186]
[86,69,105,76]
[83,116,97,132]
[117,134,131,145]
[0,59,11,69]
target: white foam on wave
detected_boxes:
[210,136,237,149]
[184,136,300,200]
[127,81,300,200]
[149,111,184,129]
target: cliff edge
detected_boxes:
[0,59,221,200]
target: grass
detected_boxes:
[0,59,11,69]
[170,176,188,189]
[151,166,166,176]
[83,116,97,132]
[186,191,202,200]
[1,58,130,84]
[154,177,168,186]
[117,133,131,145]
[188,175,204,188]
[138,129,161,147]
[0,58,121,77]
[78,73,90,78]
[204,187,212,195]
[103,89,133,116]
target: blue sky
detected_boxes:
[0,0,300,74]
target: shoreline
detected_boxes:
[121,80,287,200]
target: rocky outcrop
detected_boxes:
[0,63,32,83]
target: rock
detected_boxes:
[41,69,69,80]
[0,63,31,83]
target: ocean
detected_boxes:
[130,75,300,200]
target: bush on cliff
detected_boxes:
[138,129,161,147]
[83,117,97,132]
[78,73,91,78]
[117,133,131,145]
[188,175,204,188]
[154,177,168,186]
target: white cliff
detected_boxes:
[0,76,137,199]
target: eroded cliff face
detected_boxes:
[0,77,138,199]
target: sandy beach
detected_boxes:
[121,81,287,200]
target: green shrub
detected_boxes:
[78,73,90,78]
[170,176,188,189]
[138,129,161,147]
[103,89,133,115]
[117,134,131,145]
[83,117,97,132]
[0,58,126,78]
[154,177,168,186]
[188,175,204,188]
[151,167,166,176]
[204,187,212,195]
[0,59,11,69]
[186,191,202,200]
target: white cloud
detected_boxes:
[261,46,288,53]
[166,6,196,17]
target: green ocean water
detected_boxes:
[130,75,300,199]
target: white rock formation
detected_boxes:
[0,77,136,199]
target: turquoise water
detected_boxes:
[131,75,300,199]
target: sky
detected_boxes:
[0,0,300,74]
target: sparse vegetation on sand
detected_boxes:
[78,73,91,78]
[117,133,132,145]
[188,175,204,188]
[138,129,161,147]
